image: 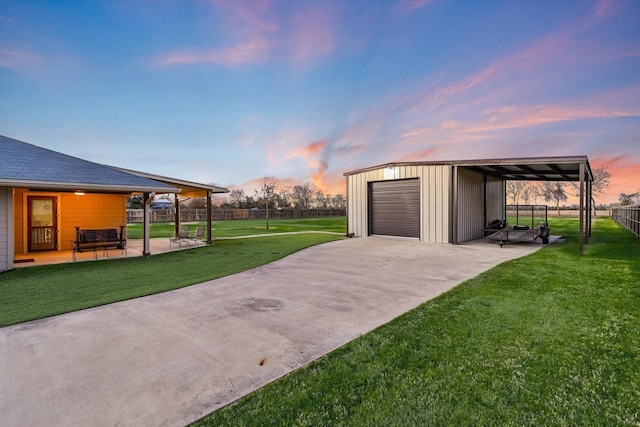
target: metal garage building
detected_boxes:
[344,156,593,254]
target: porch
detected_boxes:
[12,238,203,268]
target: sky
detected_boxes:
[1,0,639,205]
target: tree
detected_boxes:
[255,178,277,229]
[541,182,568,215]
[619,192,638,206]
[127,194,144,209]
[292,183,314,209]
[570,165,611,216]
[506,181,529,204]
[188,198,207,209]
[314,190,328,208]
[229,189,246,208]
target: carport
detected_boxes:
[345,156,593,254]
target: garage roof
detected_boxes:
[344,156,593,182]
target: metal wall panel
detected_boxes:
[485,176,505,223]
[369,179,420,238]
[346,165,451,243]
[456,168,485,243]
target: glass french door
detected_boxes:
[27,196,58,251]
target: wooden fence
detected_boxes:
[127,208,346,223]
[611,206,640,239]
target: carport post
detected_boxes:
[451,165,459,244]
[579,163,585,255]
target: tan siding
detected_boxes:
[13,188,26,254]
[456,169,485,243]
[59,193,127,250]
[13,191,127,253]
[347,165,451,243]
[0,187,12,271]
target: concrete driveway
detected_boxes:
[0,237,548,426]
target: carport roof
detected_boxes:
[344,156,593,182]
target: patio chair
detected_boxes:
[188,226,206,246]
[170,226,191,248]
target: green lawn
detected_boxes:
[0,233,343,327]
[126,217,347,239]
[194,217,640,426]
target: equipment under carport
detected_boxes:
[486,205,551,247]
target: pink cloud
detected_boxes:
[393,0,434,18]
[285,139,327,159]
[156,38,271,66]
[289,6,336,65]
[0,46,43,70]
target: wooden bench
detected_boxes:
[73,226,127,261]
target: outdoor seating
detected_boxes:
[169,226,192,248]
[188,226,206,246]
[73,226,127,261]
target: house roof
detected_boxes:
[114,167,228,197]
[0,135,178,194]
[344,156,593,182]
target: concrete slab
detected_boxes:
[0,237,550,426]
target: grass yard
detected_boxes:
[126,217,347,239]
[194,217,640,426]
[0,233,343,327]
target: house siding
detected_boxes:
[13,190,128,254]
[347,165,451,243]
[0,187,13,271]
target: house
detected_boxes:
[344,156,594,254]
[0,135,228,272]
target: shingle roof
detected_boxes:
[0,135,179,193]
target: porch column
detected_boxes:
[174,194,180,238]
[206,190,212,244]
[143,192,154,257]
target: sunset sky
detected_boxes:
[1,0,638,204]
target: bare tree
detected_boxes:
[292,183,314,209]
[314,190,328,208]
[522,185,533,205]
[506,181,529,204]
[255,177,277,229]
[619,192,638,206]
[541,182,568,215]
[569,165,611,216]
[229,189,246,208]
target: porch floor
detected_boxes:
[13,238,202,268]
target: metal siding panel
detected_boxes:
[347,165,451,243]
[457,169,485,242]
[486,176,504,223]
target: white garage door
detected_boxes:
[368,178,420,238]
